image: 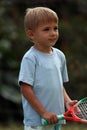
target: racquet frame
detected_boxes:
[42,97,87,125]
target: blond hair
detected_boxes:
[24,7,58,31]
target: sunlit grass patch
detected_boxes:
[0,123,23,130]
[0,123,87,130]
[62,123,87,130]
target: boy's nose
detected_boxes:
[50,30,56,35]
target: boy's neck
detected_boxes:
[34,45,53,54]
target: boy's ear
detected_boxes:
[26,30,34,40]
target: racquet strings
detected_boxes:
[76,100,87,120]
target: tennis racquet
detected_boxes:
[42,97,87,125]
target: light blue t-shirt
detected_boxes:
[18,46,69,126]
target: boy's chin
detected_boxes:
[49,42,56,46]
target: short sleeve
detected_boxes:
[18,57,36,87]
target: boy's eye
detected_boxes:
[43,28,50,31]
[54,27,58,31]
[42,26,58,31]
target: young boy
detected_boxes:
[18,7,78,130]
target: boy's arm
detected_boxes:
[20,82,58,124]
[63,87,78,110]
[63,87,72,103]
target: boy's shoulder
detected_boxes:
[53,47,65,58]
[23,46,36,58]
[21,46,37,63]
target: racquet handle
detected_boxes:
[42,114,64,125]
[41,119,48,125]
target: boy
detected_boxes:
[18,7,78,130]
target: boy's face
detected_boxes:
[27,22,59,51]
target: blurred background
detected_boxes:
[0,0,87,129]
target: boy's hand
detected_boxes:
[66,100,81,114]
[66,100,78,110]
[42,111,58,124]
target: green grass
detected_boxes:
[62,123,87,130]
[0,123,87,130]
[0,123,23,130]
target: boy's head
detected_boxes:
[24,7,58,32]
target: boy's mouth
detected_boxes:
[49,38,57,42]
